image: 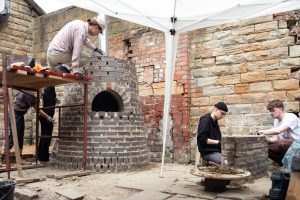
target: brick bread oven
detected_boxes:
[54,56,149,172]
[222,135,268,178]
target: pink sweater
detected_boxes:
[48,20,96,67]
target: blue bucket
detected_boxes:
[0,180,16,200]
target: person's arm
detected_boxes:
[84,38,104,55]
[84,38,96,50]
[197,118,220,145]
[71,28,85,68]
[259,124,290,135]
[32,105,53,122]
[31,97,53,122]
[38,109,49,119]
[207,138,220,145]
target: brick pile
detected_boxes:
[222,135,268,178]
[54,56,149,172]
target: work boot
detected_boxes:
[57,64,71,73]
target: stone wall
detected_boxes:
[0,0,40,144]
[1,3,299,164]
[108,10,300,163]
[222,135,268,178]
[0,6,97,145]
[189,11,300,155]
[108,18,191,163]
[0,0,38,61]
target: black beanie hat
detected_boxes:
[215,102,228,112]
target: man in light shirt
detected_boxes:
[47,16,105,78]
[259,99,300,166]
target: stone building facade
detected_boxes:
[0,5,97,145]
[0,0,44,144]
[0,3,299,163]
[188,11,300,156]
[222,135,268,178]
[107,11,300,161]
[108,19,191,162]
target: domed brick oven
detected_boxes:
[54,56,149,172]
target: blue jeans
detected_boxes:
[8,111,26,150]
[202,152,221,165]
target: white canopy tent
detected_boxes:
[57,0,300,176]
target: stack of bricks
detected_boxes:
[55,56,149,172]
[222,135,268,178]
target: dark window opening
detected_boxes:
[124,38,133,60]
[92,90,124,112]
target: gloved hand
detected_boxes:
[94,48,104,56]
[217,141,221,148]
[74,72,85,80]
[46,115,53,123]
[58,64,71,73]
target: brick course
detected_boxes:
[222,135,268,178]
[55,56,149,171]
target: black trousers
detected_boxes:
[38,116,53,162]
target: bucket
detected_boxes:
[0,180,16,200]
[269,171,290,200]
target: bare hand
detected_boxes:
[46,116,53,123]
[266,135,278,143]
[257,130,264,135]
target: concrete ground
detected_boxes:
[2,162,272,200]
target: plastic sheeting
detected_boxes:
[283,140,300,173]
[0,0,5,14]
[58,0,300,33]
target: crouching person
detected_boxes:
[197,102,228,166]
[259,99,300,166]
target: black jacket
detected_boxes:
[197,113,221,156]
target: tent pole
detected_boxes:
[160,32,179,177]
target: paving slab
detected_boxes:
[55,188,85,200]
[167,194,199,199]
[15,188,38,200]
[121,190,171,200]
[8,163,272,200]
[162,182,216,199]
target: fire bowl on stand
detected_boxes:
[191,166,251,192]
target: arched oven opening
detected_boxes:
[92,90,124,112]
